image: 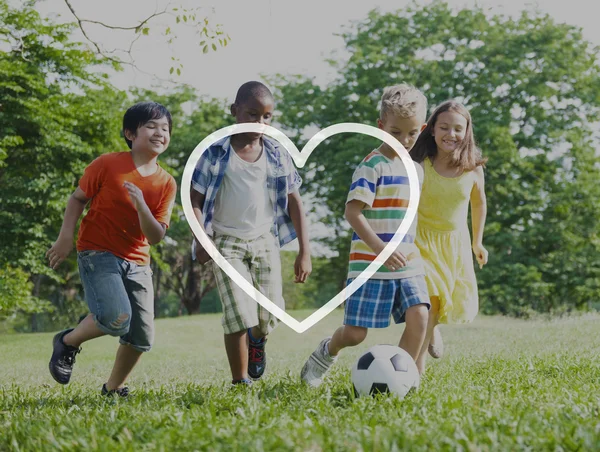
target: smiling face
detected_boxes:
[432,110,468,155]
[125,116,171,156]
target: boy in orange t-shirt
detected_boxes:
[46,102,177,396]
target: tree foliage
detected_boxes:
[273,1,600,315]
[0,0,127,320]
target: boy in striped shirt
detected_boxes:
[301,84,431,386]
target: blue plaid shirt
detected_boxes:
[191,136,302,247]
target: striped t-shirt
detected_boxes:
[346,149,425,280]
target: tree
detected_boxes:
[1,1,234,326]
[62,0,230,76]
[0,0,126,323]
[273,1,600,315]
[0,265,53,321]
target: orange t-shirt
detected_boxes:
[76,152,177,265]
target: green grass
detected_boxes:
[1,311,600,451]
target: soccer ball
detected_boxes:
[351,344,420,398]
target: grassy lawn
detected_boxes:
[1,310,599,451]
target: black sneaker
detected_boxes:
[247,330,267,380]
[231,378,253,388]
[101,383,130,398]
[49,328,81,385]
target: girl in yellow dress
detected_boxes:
[409,101,488,372]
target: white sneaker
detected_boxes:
[301,337,337,387]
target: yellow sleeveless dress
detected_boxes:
[415,158,478,324]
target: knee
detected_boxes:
[97,310,131,336]
[343,326,368,346]
[406,304,429,330]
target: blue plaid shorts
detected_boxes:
[343,275,430,328]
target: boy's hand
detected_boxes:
[124,182,148,212]
[46,236,73,270]
[194,238,214,265]
[382,250,408,271]
[294,252,312,283]
[374,243,407,271]
[472,243,488,269]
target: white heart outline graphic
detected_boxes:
[181,123,420,333]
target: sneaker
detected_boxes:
[428,326,444,359]
[231,378,253,388]
[247,329,267,380]
[49,328,81,385]
[101,383,130,398]
[301,337,337,387]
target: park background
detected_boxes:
[1,1,600,450]
[2,0,599,332]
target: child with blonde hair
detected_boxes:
[301,84,431,386]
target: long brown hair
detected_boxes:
[410,100,487,171]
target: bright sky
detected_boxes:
[35,0,600,103]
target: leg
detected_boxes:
[416,296,440,375]
[328,325,368,356]
[63,314,105,347]
[212,235,257,382]
[250,233,283,338]
[108,261,155,390]
[225,330,249,381]
[105,344,143,391]
[249,326,265,341]
[50,251,131,385]
[67,252,133,346]
[398,304,428,361]
[302,278,391,387]
[390,275,431,375]
[246,233,283,380]
[300,325,368,387]
[333,276,400,355]
[428,324,444,359]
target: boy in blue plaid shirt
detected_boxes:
[191,81,312,385]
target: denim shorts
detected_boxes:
[343,275,430,328]
[77,250,155,352]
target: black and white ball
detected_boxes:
[351,344,420,398]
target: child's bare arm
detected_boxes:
[288,191,312,283]
[344,200,407,270]
[46,187,90,270]
[190,188,214,263]
[470,166,488,268]
[190,189,205,223]
[124,182,166,245]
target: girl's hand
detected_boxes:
[124,182,147,212]
[472,243,488,269]
[294,252,312,283]
[46,236,73,270]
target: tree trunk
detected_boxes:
[152,262,161,314]
[180,253,216,315]
[30,274,43,332]
[182,252,201,314]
